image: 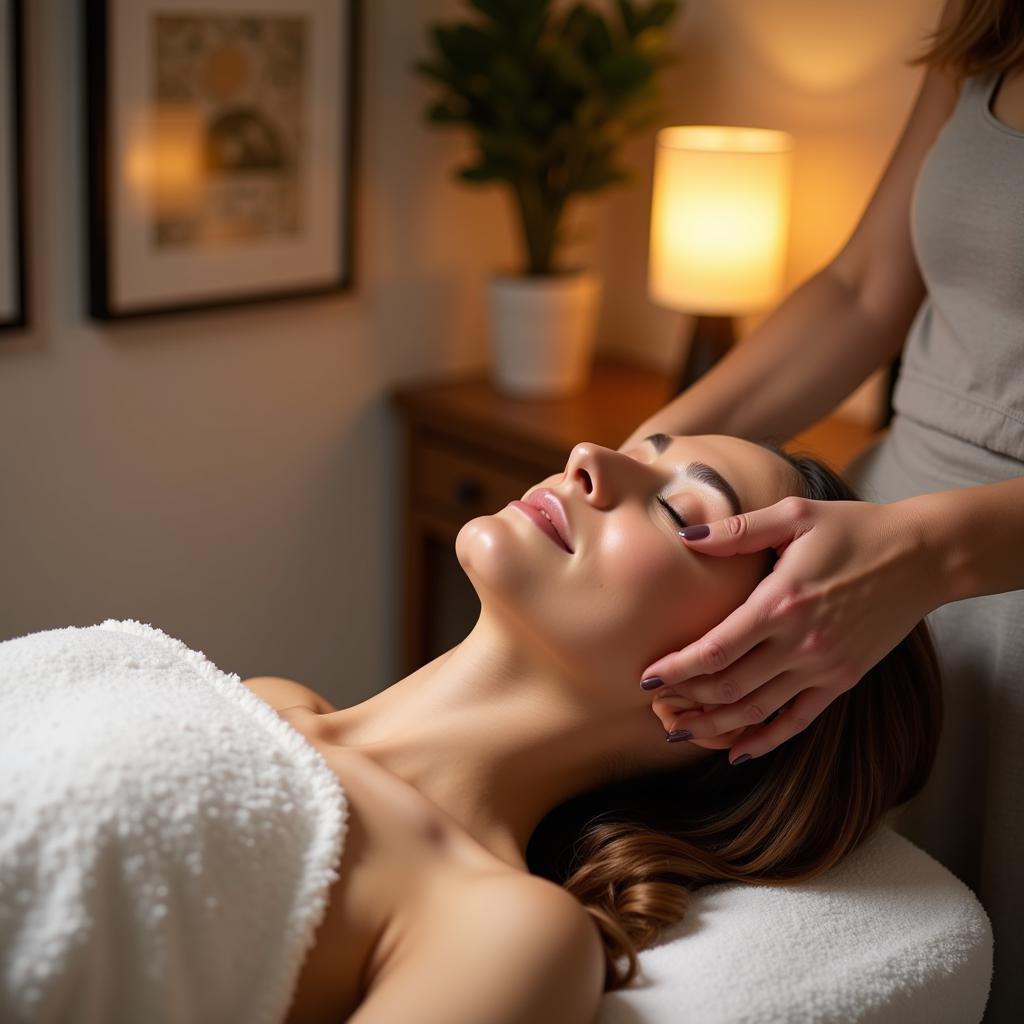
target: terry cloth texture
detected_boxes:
[0,619,348,1024]
[597,823,992,1024]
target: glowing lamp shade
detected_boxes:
[649,126,794,316]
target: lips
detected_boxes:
[520,488,574,553]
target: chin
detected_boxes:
[455,514,610,661]
[454,514,536,597]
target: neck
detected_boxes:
[322,614,702,868]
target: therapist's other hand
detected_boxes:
[644,495,935,762]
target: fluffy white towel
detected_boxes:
[0,620,348,1024]
[598,820,993,1024]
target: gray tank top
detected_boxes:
[891,67,1024,461]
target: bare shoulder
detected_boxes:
[353,871,606,1024]
[482,873,605,980]
[240,675,338,714]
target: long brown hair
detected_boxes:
[526,443,944,991]
[907,0,1024,79]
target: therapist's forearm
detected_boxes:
[626,264,911,445]
[899,476,1024,606]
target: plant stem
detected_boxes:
[513,178,564,275]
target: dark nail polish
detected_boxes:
[640,676,664,690]
[731,753,752,765]
[666,729,692,742]
[680,524,710,540]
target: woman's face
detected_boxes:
[456,433,800,709]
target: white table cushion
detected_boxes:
[597,823,992,1024]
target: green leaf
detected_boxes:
[479,129,540,168]
[457,160,514,184]
[643,1,679,30]
[562,4,592,44]
[468,0,511,26]
[621,106,662,133]
[469,0,551,31]
[573,95,605,129]
[523,101,556,135]
[599,52,653,92]
[412,59,459,89]
[416,0,681,210]
[633,26,671,60]
[513,8,549,52]
[569,154,630,191]
[490,54,531,101]
[426,101,465,124]
[615,0,639,38]
[581,11,614,63]
[457,165,498,183]
[432,24,499,74]
[549,41,595,91]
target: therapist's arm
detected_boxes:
[903,477,1024,605]
[624,264,920,446]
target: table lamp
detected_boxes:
[648,125,794,395]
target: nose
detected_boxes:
[564,441,640,509]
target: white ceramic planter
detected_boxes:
[486,269,602,398]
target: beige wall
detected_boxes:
[0,0,942,704]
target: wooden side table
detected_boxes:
[390,357,879,675]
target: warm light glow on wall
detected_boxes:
[736,0,926,93]
[124,104,204,218]
[648,125,794,316]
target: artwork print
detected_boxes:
[86,0,358,319]
[152,16,305,247]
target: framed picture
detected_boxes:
[84,0,360,320]
[0,0,27,333]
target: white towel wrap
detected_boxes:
[0,619,348,1024]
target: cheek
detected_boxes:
[455,510,766,671]
[461,515,679,651]
[584,523,697,646]
[601,525,678,607]
[599,524,767,653]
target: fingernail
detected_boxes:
[730,753,752,765]
[666,729,692,742]
[640,676,664,690]
[680,524,710,540]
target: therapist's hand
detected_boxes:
[643,495,938,763]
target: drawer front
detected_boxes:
[413,439,544,521]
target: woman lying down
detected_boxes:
[0,434,941,1024]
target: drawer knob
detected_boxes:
[454,477,483,506]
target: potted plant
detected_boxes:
[414,0,681,396]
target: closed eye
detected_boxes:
[657,495,687,530]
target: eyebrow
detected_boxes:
[644,433,744,517]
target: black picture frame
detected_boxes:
[86,0,362,319]
[0,0,28,334]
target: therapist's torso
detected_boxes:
[888,64,1024,462]
[841,62,1024,1024]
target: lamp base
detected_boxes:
[675,314,737,395]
